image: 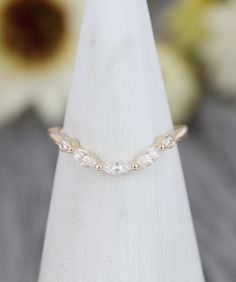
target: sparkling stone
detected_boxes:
[136,146,160,167]
[48,127,64,143]
[59,139,72,152]
[103,160,131,176]
[49,127,75,152]
[74,149,98,168]
[163,135,175,148]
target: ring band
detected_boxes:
[48,125,188,176]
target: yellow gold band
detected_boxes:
[48,125,188,176]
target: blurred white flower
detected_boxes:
[0,0,85,127]
[199,0,236,97]
[158,42,200,123]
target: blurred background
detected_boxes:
[0,0,235,281]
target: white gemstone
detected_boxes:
[103,160,131,176]
[163,135,175,148]
[74,149,97,168]
[59,139,72,152]
[136,146,160,167]
[49,128,71,152]
[48,127,64,143]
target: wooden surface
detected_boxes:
[0,98,236,282]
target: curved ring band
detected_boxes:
[48,125,188,176]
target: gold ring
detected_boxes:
[48,125,188,176]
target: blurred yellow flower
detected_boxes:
[199,0,236,97]
[158,42,200,123]
[164,0,213,61]
[0,0,85,126]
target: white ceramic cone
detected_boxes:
[39,0,205,281]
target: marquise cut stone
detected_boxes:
[59,139,72,152]
[74,149,97,168]
[103,160,131,176]
[48,127,64,144]
[136,146,159,167]
[48,127,78,152]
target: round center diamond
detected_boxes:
[163,135,175,149]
